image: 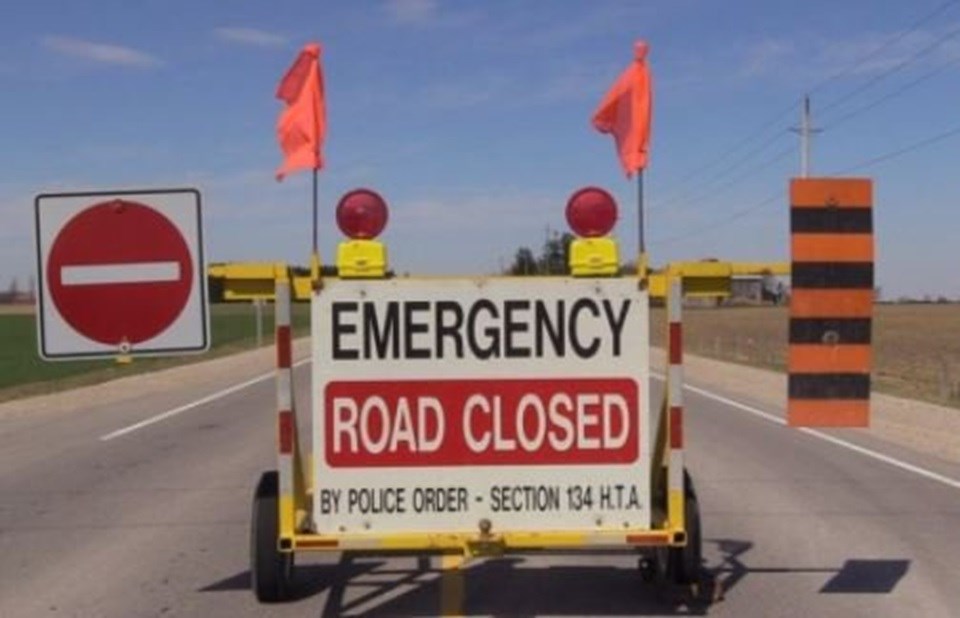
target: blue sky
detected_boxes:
[2,0,958,298]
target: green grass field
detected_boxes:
[0,303,310,401]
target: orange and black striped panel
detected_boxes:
[788,178,873,427]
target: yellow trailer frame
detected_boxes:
[210,259,789,303]
[250,263,700,602]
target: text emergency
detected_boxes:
[330,297,632,361]
[324,378,639,466]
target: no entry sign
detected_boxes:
[35,188,208,360]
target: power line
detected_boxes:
[832,123,960,174]
[651,130,791,212]
[821,57,960,130]
[650,190,782,247]
[809,0,959,97]
[651,102,798,204]
[645,2,960,248]
[651,1,959,200]
[656,145,794,216]
[818,19,960,117]
[653,122,960,247]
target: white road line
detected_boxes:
[796,427,960,490]
[683,382,787,426]
[62,262,180,285]
[99,358,311,441]
[651,373,960,491]
[103,364,960,491]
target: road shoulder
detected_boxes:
[653,349,960,465]
[4,342,956,467]
[0,339,311,424]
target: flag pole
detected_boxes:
[637,170,648,282]
[311,167,320,281]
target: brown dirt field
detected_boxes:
[0,304,34,315]
[651,303,960,408]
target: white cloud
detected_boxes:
[392,192,556,231]
[739,24,960,82]
[422,73,509,109]
[386,192,564,275]
[382,0,477,28]
[213,27,288,48]
[531,62,619,105]
[384,0,439,25]
[514,5,649,50]
[741,38,797,78]
[0,188,42,288]
[41,35,162,68]
[419,62,611,110]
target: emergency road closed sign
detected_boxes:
[313,277,651,533]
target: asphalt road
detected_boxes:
[2,360,959,617]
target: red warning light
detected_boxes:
[566,187,618,238]
[336,189,388,239]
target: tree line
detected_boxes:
[504,232,576,276]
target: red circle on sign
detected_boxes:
[47,200,193,346]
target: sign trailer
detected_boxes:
[250,187,702,602]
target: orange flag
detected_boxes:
[592,41,653,177]
[275,43,326,181]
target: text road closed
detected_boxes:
[326,378,639,467]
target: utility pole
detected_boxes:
[790,95,822,177]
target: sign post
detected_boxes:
[34,188,209,360]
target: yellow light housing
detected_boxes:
[569,237,619,276]
[336,239,387,278]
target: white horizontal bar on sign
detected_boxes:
[61,262,180,286]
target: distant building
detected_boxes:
[0,277,35,305]
[731,276,762,303]
[729,275,786,305]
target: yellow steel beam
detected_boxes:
[207,261,314,302]
[291,529,679,553]
[730,261,790,276]
[647,260,791,299]
[207,259,791,302]
[440,554,466,617]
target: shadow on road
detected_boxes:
[319,552,716,617]
[200,559,386,602]
[820,559,910,594]
[200,551,716,616]
[199,538,908,615]
[707,538,910,598]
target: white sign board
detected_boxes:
[34,188,208,360]
[312,277,651,533]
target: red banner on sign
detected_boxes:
[324,378,639,467]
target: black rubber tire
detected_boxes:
[251,471,294,602]
[638,556,658,583]
[668,470,702,585]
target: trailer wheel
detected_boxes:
[667,470,702,585]
[251,471,294,602]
